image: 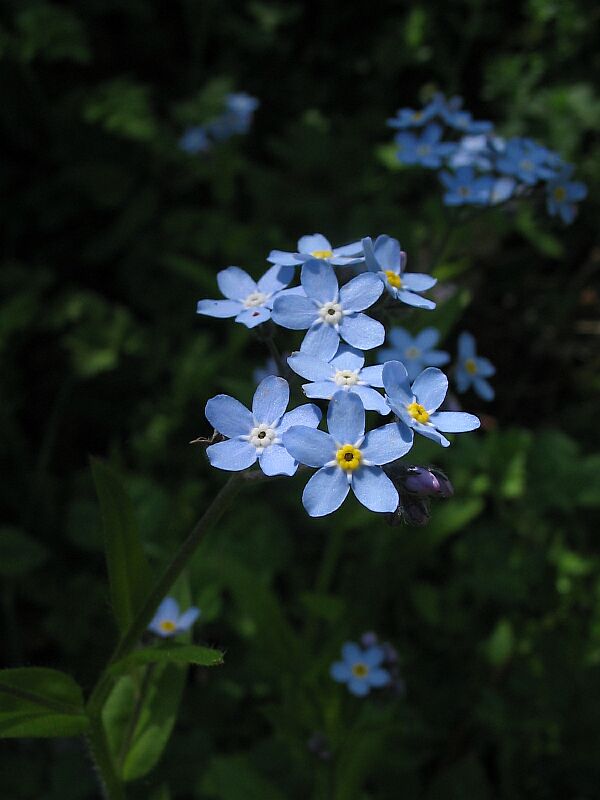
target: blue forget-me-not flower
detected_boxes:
[282,390,412,516]
[495,137,559,185]
[330,641,391,696]
[377,327,450,381]
[439,166,495,206]
[197,264,295,329]
[455,332,495,401]
[545,166,587,224]
[386,102,437,130]
[395,123,456,168]
[383,362,480,448]
[179,125,212,154]
[267,233,363,268]
[287,343,388,414]
[362,236,436,310]
[205,376,321,476]
[148,597,200,638]
[271,259,385,361]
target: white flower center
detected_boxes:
[318,302,343,325]
[243,291,268,308]
[333,369,359,386]
[248,423,278,449]
[405,346,421,359]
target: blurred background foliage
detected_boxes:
[1,0,599,797]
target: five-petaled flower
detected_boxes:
[439,166,495,206]
[545,167,587,225]
[287,343,389,414]
[272,259,385,361]
[363,236,437,310]
[205,376,321,476]
[282,390,412,516]
[330,641,391,696]
[267,233,363,268]
[394,123,456,169]
[148,597,200,638]
[197,264,295,329]
[377,327,450,380]
[383,362,480,447]
[455,332,495,401]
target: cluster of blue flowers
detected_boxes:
[388,93,587,223]
[180,92,259,154]
[197,234,483,518]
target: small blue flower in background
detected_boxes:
[489,176,517,205]
[267,233,363,268]
[205,376,321,476]
[179,125,212,154]
[448,134,494,171]
[362,235,436,310]
[439,166,494,206]
[386,102,437,130]
[197,264,295,329]
[330,641,391,696]
[272,259,385,361]
[495,137,558,185]
[287,343,389,414]
[148,597,200,638]
[440,107,493,135]
[455,332,495,401]
[377,327,450,380]
[383,362,480,447]
[208,92,260,139]
[394,123,456,168]
[546,166,587,224]
[282,390,413,516]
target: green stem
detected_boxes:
[305,524,346,646]
[117,663,156,771]
[86,716,127,800]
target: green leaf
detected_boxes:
[103,663,186,782]
[202,755,286,800]
[109,643,224,676]
[91,459,153,633]
[483,619,514,667]
[0,526,48,577]
[16,4,90,63]
[0,668,88,738]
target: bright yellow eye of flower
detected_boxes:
[336,444,362,471]
[553,186,567,202]
[407,402,430,423]
[385,270,402,288]
[465,358,478,375]
[311,249,334,259]
[352,663,369,678]
[159,619,177,633]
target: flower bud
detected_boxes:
[360,631,379,648]
[404,466,454,498]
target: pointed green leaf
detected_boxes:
[0,668,88,738]
[109,643,224,676]
[91,459,153,633]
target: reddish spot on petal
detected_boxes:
[252,312,259,316]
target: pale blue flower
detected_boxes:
[395,123,456,168]
[207,92,259,139]
[287,343,389,414]
[267,233,363,268]
[148,597,200,638]
[455,332,495,401]
[377,327,450,381]
[197,264,295,329]
[439,166,494,206]
[386,102,437,129]
[496,137,559,185]
[448,134,495,170]
[546,166,587,224]
[383,362,480,448]
[362,236,436,310]
[205,376,321,476]
[272,259,385,361]
[330,642,391,697]
[282,391,412,516]
[179,126,211,154]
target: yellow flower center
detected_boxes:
[335,444,362,471]
[311,249,334,260]
[385,270,402,288]
[407,402,430,423]
[351,662,369,678]
[159,620,177,633]
[553,186,567,202]
[405,346,421,359]
[465,358,478,375]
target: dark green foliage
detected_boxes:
[1,0,599,798]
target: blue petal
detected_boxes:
[401,272,437,291]
[363,646,385,667]
[257,264,294,294]
[330,661,352,682]
[382,360,412,402]
[454,367,472,393]
[271,295,317,329]
[348,678,370,696]
[352,465,399,512]
[457,331,476,360]
[474,377,495,401]
[328,391,364,444]
[361,423,413,464]
[302,466,350,517]
[301,259,339,303]
[176,607,200,631]
[425,350,451,367]
[358,364,384,387]
[282,427,335,467]
[361,236,379,273]
[431,411,480,432]
[152,597,179,624]
[197,299,242,318]
[277,403,322,433]
[411,423,450,448]
[205,395,253,438]
[412,368,448,412]
[298,233,331,254]
[475,357,495,377]
[217,267,256,300]
[206,439,257,471]
[235,306,271,328]
[301,323,340,361]
[333,240,363,257]
[287,352,333,381]
[303,380,337,400]
[339,273,384,312]
[342,642,363,663]
[351,385,390,414]
[266,249,301,266]
[388,327,413,350]
[252,376,289,424]
[258,443,297,476]
[373,235,401,270]
[330,343,364,372]
[368,668,391,687]
[397,290,436,310]
[339,313,385,350]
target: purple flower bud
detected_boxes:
[381,642,399,665]
[404,467,454,498]
[401,496,431,526]
[360,631,379,648]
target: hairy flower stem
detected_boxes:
[86,716,127,800]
